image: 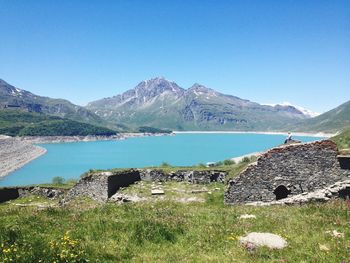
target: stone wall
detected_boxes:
[64,169,228,202]
[140,169,227,184]
[0,186,66,203]
[63,169,141,202]
[107,170,141,197]
[225,140,350,204]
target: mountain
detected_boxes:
[0,109,117,136]
[291,100,350,133]
[0,79,106,127]
[87,77,310,131]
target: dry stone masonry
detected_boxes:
[63,169,141,202]
[224,140,350,204]
[245,180,350,206]
[0,186,66,203]
[63,168,227,202]
[140,169,227,183]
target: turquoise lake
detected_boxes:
[0,133,324,187]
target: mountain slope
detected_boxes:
[0,79,107,127]
[0,109,117,136]
[291,100,350,133]
[87,77,310,131]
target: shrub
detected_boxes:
[52,176,65,185]
[241,156,251,163]
[223,159,236,166]
[160,162,171,167]
[215,161,223,166]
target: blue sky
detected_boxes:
[0,0,349,113]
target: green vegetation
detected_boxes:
[223,159,236,166]
[1,190,349,262]
[0,109,117,136]
[52,176,65,185]
[160,162,172,168]
[34,179,78,190]
[138,126,172,134]
[331,126,350,151]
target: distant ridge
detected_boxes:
[87,77,310,131]
[0,79,105,127]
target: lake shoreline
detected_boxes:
[14,130,332,144]
[0,137,47,178]
[18,132,173,144]
[173,130,334,138]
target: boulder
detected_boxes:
[239,232,287,249]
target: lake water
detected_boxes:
[0,133,324,187]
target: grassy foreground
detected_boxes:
[0,186,349,262]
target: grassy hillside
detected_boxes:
[0,109,117,136]
[0,79,110,128]
[0,189,349,262]
[292,100,350,133]
[331,126,350,150]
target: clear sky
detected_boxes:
[0,0,349,113]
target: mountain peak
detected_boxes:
[135,77,184,94]
[188,83,218,97]
[141,77,174,86]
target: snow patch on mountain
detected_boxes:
[264,102,319,118]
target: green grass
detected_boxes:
[0,190,349,262]
[332,126,350,151]
[119,181,224,201]
[34,180,78,190]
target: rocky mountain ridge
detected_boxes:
[87,77,310,131]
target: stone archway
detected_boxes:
[339,187,350,200]
[273,185,290,200]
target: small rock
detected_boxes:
[325,230,344,238]
[239,214,256,219]
[151,189,165,195]
[319,244,330,251]
[100,171,113,176]
[239,232,287,249]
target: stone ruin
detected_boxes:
[224,140,350,204]
[63,168,227,203]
